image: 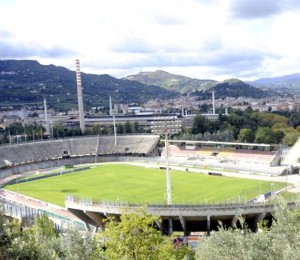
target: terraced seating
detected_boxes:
[163,144,278,166]
[0,135,160,170]
[108,135,155,155]
[219,150,277,164]
[217,150,236,158]
[197,148,214,157]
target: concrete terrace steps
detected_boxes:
[0,135,160,168]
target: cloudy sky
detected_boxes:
[0,0,299,81]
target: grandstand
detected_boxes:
[0,135,160,179]
[166,140,281,165]
[161,140,286,175]
[1,135,297,179]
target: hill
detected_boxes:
[125,70,270,99]
[249,73,300,91]
[0,60,179,110]
[124,70,216,94]
[193,78,269,100]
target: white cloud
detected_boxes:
[0,0,299,80]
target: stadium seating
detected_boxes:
[0,135,160,170]
[163,145,278,166]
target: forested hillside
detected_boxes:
[0,60,179,110]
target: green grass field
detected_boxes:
[5,164,286,207]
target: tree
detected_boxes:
[288,112,300,128]
[53,124,65,139]
[124,120,132,134]
[192,114,209,134]
[133,121,140,133]
[238,128,255,143]
[96,207,194,260]
[91,124,101,135]
[283,132,300,146]
[60,227,99,260]
[255,127,276,144]
[273,129,285,144]
[117,124,124,134]
[9,214,61,259]
[197,198,300,260]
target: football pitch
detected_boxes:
[5,164,286,207]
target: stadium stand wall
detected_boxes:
[282,138,300,167]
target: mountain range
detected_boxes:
[124,70,216,94]
[0,60,297,111]
[0,60,179,111]
[125,70,269,99]
[248,73,300,90]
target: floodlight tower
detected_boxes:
[212,91,216,115]
[43,98,50,136]
[151,117,181,205]
[110,96,117,146]
[75,59,85,134]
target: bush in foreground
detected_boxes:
[197,197,300,260]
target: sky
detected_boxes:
[0,0,300,81]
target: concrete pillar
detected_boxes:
[168,218,173,236]
[253,213,266,232]
[85,211,105,231]
[207,215,211,236]
[231,215,239,228]
[179,216,188,235]
[155,220,163,234]
[68,208,98,230]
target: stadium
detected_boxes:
[0,60,300,237]
[1,134,300,239]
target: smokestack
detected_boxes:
[75,59,85,133]
[212,91,216,115]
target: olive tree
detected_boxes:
[95,207,194,260]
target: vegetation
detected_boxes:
[96,207,194,259]
[0,60,178,111]
[124,71,273,99]
[0,206,194,259]
[178,108,300,145]
[0,120,145,145]
[1,198,300,259]
[5,164,285,207]
[0,210,99,259]
[196,198,300,260]
[0,123,46,144]
[125,69,216,94]
[193,78,269,100]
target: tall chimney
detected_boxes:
[75,59,85,133]
[212,91,216,115]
